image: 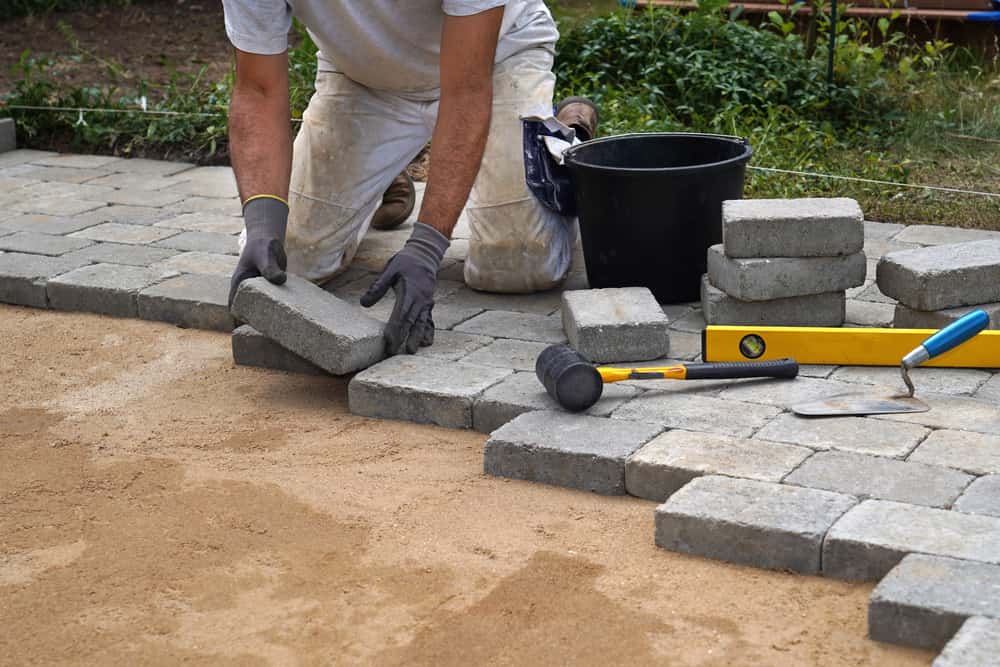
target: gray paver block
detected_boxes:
[153,230,238,255]
[47,263,173,317]
[654,475,857,574]
[0,118,15,153]
[894,302,1000,330]
[175,196,242,217]
[560,287,670,362]
[0,231,93,256]
[459,338,550,372]
[0,213,104,236]
[100,188,186,208]
[137,273,233,332]
[707,244,866,301]
[874,395,1000,435]
[953,476,1000,518]
[349,354,512,429]
[845,299,895,327]
[0,252,91,307]
[154,212,244,235]
[722,197,863,258]
[611,392,781,438]
[877,240,1000,310]
[70,204,174,227]
[625,430,812,502]
[754,413,929,458]
[231,325,327,376]
[232,275,385,376]
[11,196,105,217]
[701,275,845,326]
[718,376,861,408]
[472,371,640,434]
[18,164,114,185]
[70,222,179,245]
[454,310,567,344]
[823,499,1000,581]
[869,554,1000,650]
[830,366,990,397]
[61,242,178,267]
[784,450,972,507]
[414,330,493,361]
[164,166,238,198]
[483,410,663,495]
[865,221,904,241]
[153,251,238,276]
[933,616,1000,667]
[895,225,1000,247]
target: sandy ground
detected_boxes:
[0,305,934,666]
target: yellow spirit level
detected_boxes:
[702,325,1000,368]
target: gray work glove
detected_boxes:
[361,221,449,355]
[228,196,288,306]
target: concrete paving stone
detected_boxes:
[459,338,550,372]
[754,413,930,458]
[846,280,873,300]
[909,430,1000,475]
[823,499,1000,581]
[98,188,187,208]
[662,303,694,324]
[784,450,972,507]
[953,476,1000,518]
[975,375,1000,403]
[799,365,837,378]
[438,285,564,316]
[0,231,94,256]
[0,180,110,204]
[153,251,238,276]
[830,366,990,397]
[137,273,233,332]
[83,171,191,191]
[0,176,40,192]
[16,164,114,184]
[869,554,1000,650]
[933,616,1000,667]
[164,166,238,198]
[472,371,640,434]
[894,302,1000,331]
[154,212,245,235]
[878,240,1000,310]
[707,244,866,301]
[454,310,567,344]
[349,354,511,429]
[29,153,122,169]
[864,238,921,261]
[483,410,663,495]
[845,299,895,327]
[153,230,239,255]
[0,149,58,168]
[415,330,493,361]
[865,220,905,241]
[431,301,486,330]
[0,117,15,152]
[232,325,328,375]
[626,430,812,502]
[702,274,846,326]
[70,222,179,246]
[0,252,91,307]
[71,204,175,226]
[875,395,1000,435]
[174,196,242,217]
[0,163,46,178]
[655,475,857,574]
[854,282,897,304]
[47,263,174,317]
[232,275,385,375]
[894,225,1000,247]
[60,242,178,267]
[611,392,781,438]
[110,158,194,177]
[719,376,861,408]
[11,196,107,217]
[561,287,670,363]
[667,331,701,361]
[722,197,863,258]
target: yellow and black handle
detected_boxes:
[596,358,800,384]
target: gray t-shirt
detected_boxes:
[222,0,559,99]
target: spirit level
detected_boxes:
[702,325,1000,368]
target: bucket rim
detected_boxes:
[563,132,753,176]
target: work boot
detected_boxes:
[555,96,599,142]
[371,171,416,231]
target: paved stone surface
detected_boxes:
[953,476,1000,518]
[754,413,929,458]
[894,224,1000,246]
[666,306,705,332]
[667,331,702,361]
[874,395,1000,435]
[845,299,895,327]
[894,301,1000,330]
[232,275,385,376]
[154,230,239,255]
[878,240,1000,310]
[12,196,106,217]
[0,231,93,256]
[933,616,1000,666]
[71,222,179,246]
[823,499,1000,581]
[784,450,972,507]
[830,366,990,396]
[0,252,91,307]
[707,245,866,301]
[137,273,233,332]
[701,275,845,326]
[719,376,860,409]
[454,310,566,343]
[165,166,239,198]
[175,196,242,217]
[459,339,550,372]
[864,220,905,240]
[30,153,121,169]
[231,325,326,376]
[655,475,857,574]
[18,164,115,184]
[0,117,14,153]
[47,263,173,317]
[610,392,782,438]
[154,251,238,276]
[414,330,493,361]
[625,430,812,502]
[976,375,1000,403]
[0,214,102,236]
[350,354,512,429]
[439,286,563,316]
[483,410,663,495]
[71,204,175,226]
[561,287,670,362]
[61,242,179,267]
[721,197,863,258]
[154,212,244,235]
[870,554,1000,649]
[852,281,896,304]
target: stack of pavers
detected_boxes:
[701,197,867,326]
[878,239,1000,330]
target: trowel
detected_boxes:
[792,309,990,417]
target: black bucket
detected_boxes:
[563,133,752,303]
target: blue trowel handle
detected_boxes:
[920,309,989,359]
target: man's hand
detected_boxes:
[228,196,288,305]
[360,222,449,354]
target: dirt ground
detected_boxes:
[0,305,934,666]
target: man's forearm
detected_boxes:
[229,83,292,202]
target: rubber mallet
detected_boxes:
[535,344,799,412]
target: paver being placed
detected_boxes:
[154,251,238,276]
[721,197,864,258]
[137,273,233,332]
[454,310,567,344]
[0,213,104,236]
[707,244,866,301]
[783,450,973,507]
[560,287,670,362]
[701,275,846,326]
[894,302,1000,330]
[350,354,512,429]
[611,392,782,438]
[483,410,663,495]
[232,275,385,376]
[877,240,1000,311]
[61,242,179,267]
[953,476,1000,518]
[625,430,812,502]
[654,475,857,574]
[933,616,1000,667]
[0,252,91,307]
[460,338,550,372]
[754,413,929,458]
[0,231,94,256]
[70,222,180,246]
[47,263,174,317]
[231,325,326,376]
[869,554,1000,649]
[823,499,1000,581]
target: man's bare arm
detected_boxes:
[418,7,504,239]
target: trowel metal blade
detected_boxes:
[791,392,929,417]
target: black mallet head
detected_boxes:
[535,344,604,412]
